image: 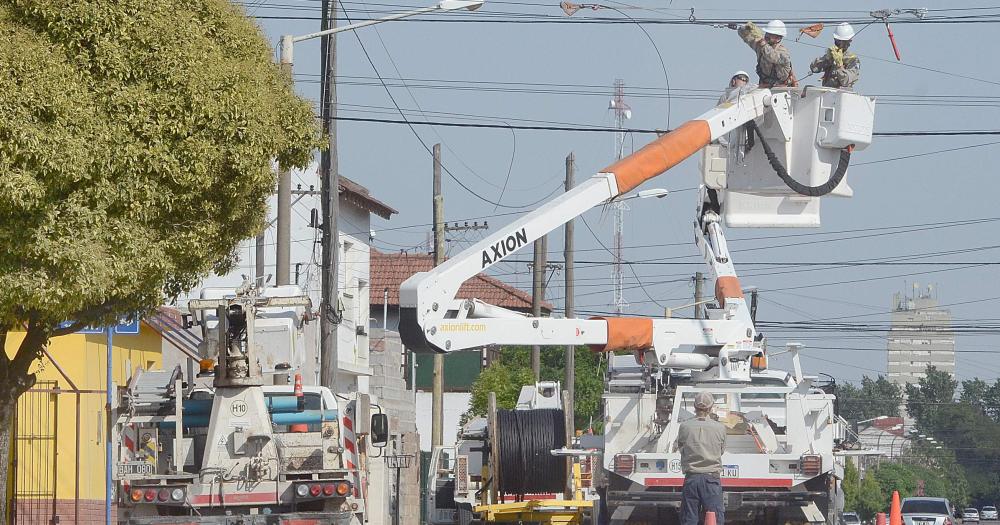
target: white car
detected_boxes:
[965,508,981,523]
[981,506,998,520]
[901,497,957,525]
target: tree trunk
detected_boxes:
[0,322,49,525]
[0,401,13,525]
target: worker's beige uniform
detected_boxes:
[677,415,727,525]
[810,47,861,89]
[738,22,797,88]
[677,416,727,474]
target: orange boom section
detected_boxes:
[715,276,744,307]
[588,317,654,352]
[601,120,712,195]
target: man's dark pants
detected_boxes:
[680,472,724,525]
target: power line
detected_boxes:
[327,115,1000,136]
[337,3,565,211]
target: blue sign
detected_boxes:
[114,319,140,334]
[57,319,141,335]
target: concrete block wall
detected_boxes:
[369,329,419,525]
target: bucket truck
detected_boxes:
[113,282,389,525]
[401,86,875,524]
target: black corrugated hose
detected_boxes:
[495,408,567,496]
[747,120,853,197]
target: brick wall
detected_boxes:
[14,499,114,525]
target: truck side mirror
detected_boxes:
[371,413,389,447]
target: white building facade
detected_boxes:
[887,285,955,386]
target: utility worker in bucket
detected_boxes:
[732,20,797,88]
[718,70,752,105]
[717,71,752,150]
[810,22,861,89]
[676,391,727,525]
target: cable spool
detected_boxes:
[494,408,567,496]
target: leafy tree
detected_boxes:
[0,0,321,517]
[857,473,885,520]
[843,459,862,514]
[874,461,968,509]
[465,346,605,431]
[835,375,903,424]
[905,365,957,432]
[960,378,989,414]
[467,361,537,417]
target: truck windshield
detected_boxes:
[901,500,949,514]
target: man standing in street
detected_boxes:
[676,391,727,525]
[810,22,861,89]
[733,20,797,88]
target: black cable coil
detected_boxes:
[747,119,853,197]
[495,408,567,496]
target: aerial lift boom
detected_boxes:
[400,88,802,378]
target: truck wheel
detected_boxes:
[458,503,476,525]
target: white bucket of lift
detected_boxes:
[702,87,875,228]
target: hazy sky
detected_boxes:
[221,0,1000,385]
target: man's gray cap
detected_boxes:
[694,392,715,410]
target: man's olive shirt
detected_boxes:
[676,415,727,475]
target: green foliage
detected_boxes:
[835,375,903,423]
[0,0,322,331]
[465,346,605,431]
[467,360,536,416]
[857,474,885,520]
[873,459,968,508]
[843,459,862,514]
[844,459,888,520]
[905,365,957,429]
[960,378,1000,421]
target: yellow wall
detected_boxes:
[6,324,163,501]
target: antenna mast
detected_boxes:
[610,79,631,314]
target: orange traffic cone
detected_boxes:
[705,511,717,525]
[890,490,902,525]
[876,512,887,525]
[290,373,308,433]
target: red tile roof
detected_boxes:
[370,251,553,313]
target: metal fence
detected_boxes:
[13,380,58,525]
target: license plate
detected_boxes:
[722,464,739,478]
[117,461,155,477]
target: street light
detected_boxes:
[858,416,890,425]
[610,188,669,203]
[281,0,484,58]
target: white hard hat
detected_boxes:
[764,19,787,37]
[732,70,750,80]
[833,22,856,41]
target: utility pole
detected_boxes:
[531,235,547,381]
[276,50,294,287]
[319,0,340,389]
[255,234,266,282]
[432,144,445,448]
[749,288,759,323]
[563,152,575,428]
[276,166,291,284]
[693,272,705,319]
